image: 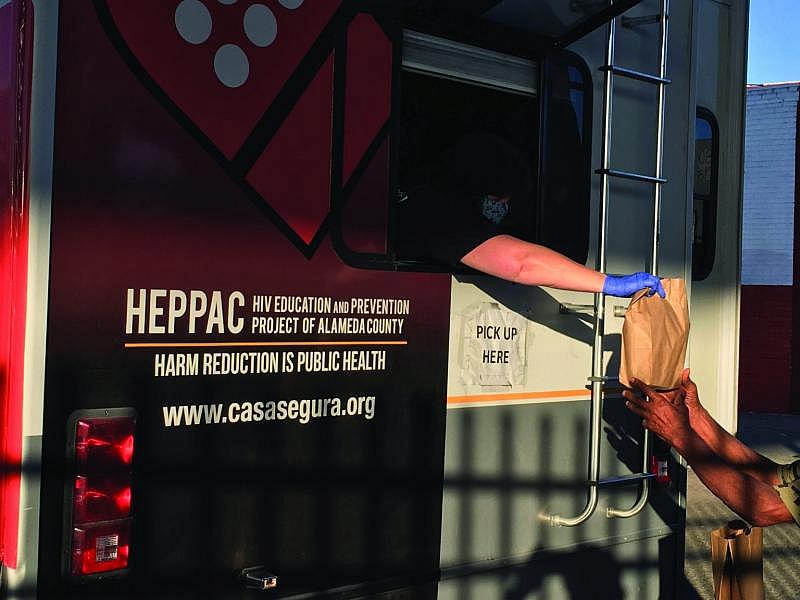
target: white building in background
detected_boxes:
[742,83,798,284]
[739,82,799,413]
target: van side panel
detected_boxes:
[689,0,748,432]
[35,3,450,598]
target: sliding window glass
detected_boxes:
[693,108,719,281]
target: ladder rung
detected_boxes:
[595,168,667,184]
[598,473,656,486]
[599,65,671,85]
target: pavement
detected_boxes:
[684,413,800,599]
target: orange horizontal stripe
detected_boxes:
[124,340,407,349]
[447,389,589,405]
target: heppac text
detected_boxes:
[125,289,245,335]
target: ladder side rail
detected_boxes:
[607,0,670,520]
[544,12,617,528]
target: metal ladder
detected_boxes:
[546,0,670,527]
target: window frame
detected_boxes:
[692,106,720,281]
[534,50,593,266]
[331,30,593,274]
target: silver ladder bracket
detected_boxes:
[239,567,278,591]
[560,303,627,317]
[599,473,656,486]
[559,302,596,315]
[622,14,665,28]
[587,376,625,394]
[587,376,617,383]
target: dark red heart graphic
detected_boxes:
[99,0,342,249]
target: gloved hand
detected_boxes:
[602,272,666,298]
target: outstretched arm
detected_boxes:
[624,381,792,527]
[679,369,779,485]
[461,234,665,296]
[668,429,790,527]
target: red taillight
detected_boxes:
[73,474,132,523]
[71,520,131,575]
[75,418,135,469]
[66,411,135,579]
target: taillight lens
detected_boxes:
[75,418,135,470]
[71,520,131,575]
[66,411,135,579]
[73,474,132,524]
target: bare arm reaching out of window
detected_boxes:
[462,234,666,297]
[423,131,664,298]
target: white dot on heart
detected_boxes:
[175,0,213,45]
[278,0,304,9]
[214,44,249,88]
[244,4,277,47]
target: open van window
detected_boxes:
[394,69,538,268]
[333,32,591,271]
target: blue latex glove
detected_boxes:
[603,272,666,298]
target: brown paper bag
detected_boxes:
[619,278,689,389]
[711,520,764,600]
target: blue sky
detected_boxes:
[747,1,800,84]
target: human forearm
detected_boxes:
[675,431,791,526]
[461,235,606,292]
[509,244,605,291]
[626,377,792,526]
[689,405,779,485]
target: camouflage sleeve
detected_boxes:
[775,460,800,526]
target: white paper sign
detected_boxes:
[460,302,528,386]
